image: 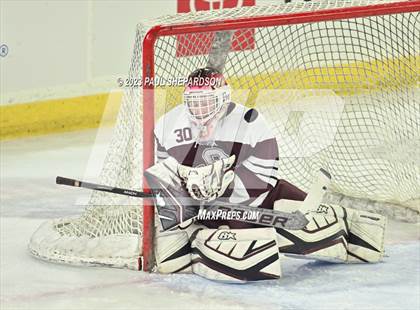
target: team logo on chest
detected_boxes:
[202,148,228,165]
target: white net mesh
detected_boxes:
[29,27,146,269]
[29,0,420,269]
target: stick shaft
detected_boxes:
[56,176,154,198]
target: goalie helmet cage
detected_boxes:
[28,0,420,272]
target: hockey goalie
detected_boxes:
[144,67,387,283]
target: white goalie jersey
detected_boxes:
[154,102,279,209]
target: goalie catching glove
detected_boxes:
[178,155,235,201]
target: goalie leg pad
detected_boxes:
[345,208,386,263]
[275,205,349,262]
[301,205,386,263]
[191,227,281,283]
[154,221,207,273]
[274,203,386,263]
[154,229,192,274]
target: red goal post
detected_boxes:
[141,0,420,271]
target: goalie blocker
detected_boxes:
[146,158,386,282]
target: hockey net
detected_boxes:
[29,0,420,271]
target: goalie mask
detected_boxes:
[183,67,231,127]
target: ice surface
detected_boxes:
[1,130,419,310]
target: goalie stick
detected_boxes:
[56,176,154,198]
[56,176,309,230]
